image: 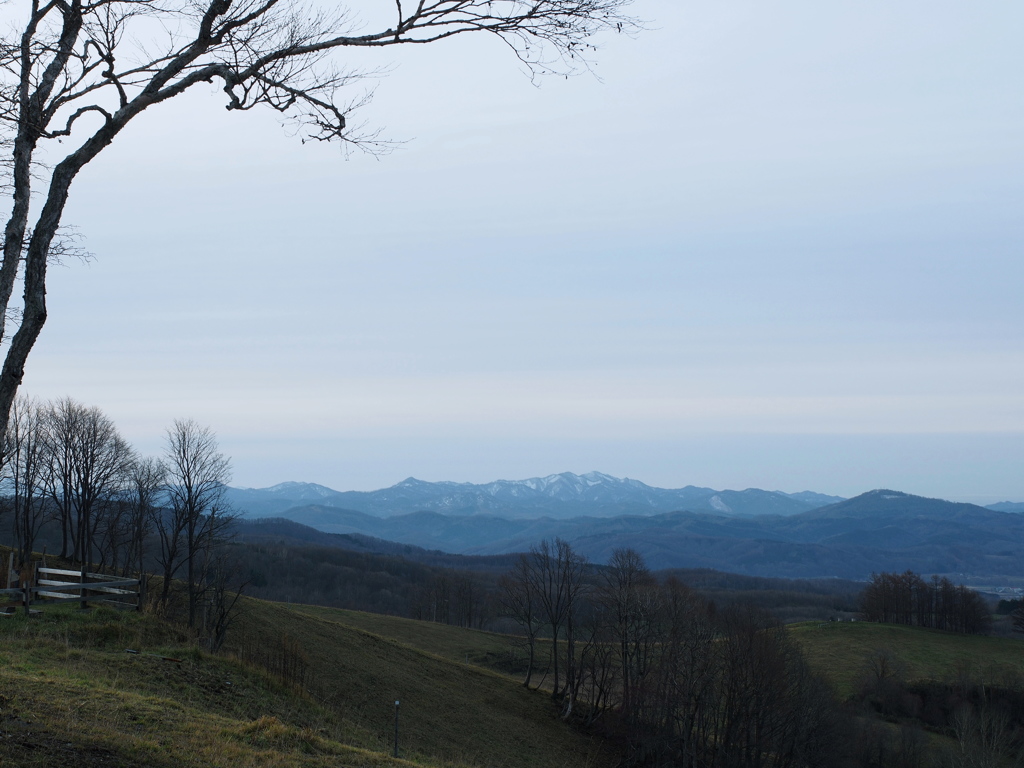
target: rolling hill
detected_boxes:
[249,490,1024,579]
[0,598,615,768]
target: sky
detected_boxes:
[15,1,1024,502]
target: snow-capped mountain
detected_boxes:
[224,472,845,520]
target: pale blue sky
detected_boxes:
[19,1,1024,502]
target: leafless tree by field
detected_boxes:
[0,0,637,448]
[1,395,47,565]
[162,418,233,628]
[121,454,165,578]
[38,397,133,567]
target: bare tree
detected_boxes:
[1013,604,1024,635]
[204,543,248,652]
[557,537,588,718]
[500,552,543,687]
[0,0,637,446]
[40,396,80,559]
[529,538,568,698]
[1,395,46,565]
[948,703,1020,768]
[524,537,587,705]
[71,404,134,569]
[38,397,133,567]
[163,418,232,628]
[122,455,165,578]
[600,547,659,721]
[152,477,187,611]
[39,397,133,568]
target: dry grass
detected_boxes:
[790,620,1024,699]
[0,598,615,768]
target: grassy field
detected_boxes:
[790,620,1024,699]
[231,600,611,768]
[5,588,1023,767]
[286,605,521,673]
[0,599,614,768]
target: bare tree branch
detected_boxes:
[0,0,638,444]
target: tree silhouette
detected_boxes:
[0,0,636,444]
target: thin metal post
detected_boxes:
[394,700,400,758]
[80,566,88,610]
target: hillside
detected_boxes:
[249,490,1024,579]
[4,583,1023,768]
[791,620,1024,699]
[0,600,615,768]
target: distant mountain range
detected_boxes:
[987,501,1024,514]
[225,472,846,520]
[229,489,1024,580]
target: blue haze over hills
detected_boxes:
[226,472,845,520]
[226,476,1024,580]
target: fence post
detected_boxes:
[80,566,88,610]
[137,574,146,613]
[394,700,400,758]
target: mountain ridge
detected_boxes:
[225,472,847,520]
[235,489,1024,580]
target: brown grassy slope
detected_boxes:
[286,604,520,673]
[0,599,612,768]
[232,599,613,768]
[0,604,409,767]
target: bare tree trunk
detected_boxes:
[0,1,637,445]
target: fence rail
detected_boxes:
[2,555,142,614]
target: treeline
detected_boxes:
[0,395,240,645]
[230,539,503,626]
[859,571,991,634]
[661,568,862,623]
[502,542,846,768]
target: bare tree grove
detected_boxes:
[1,395,46,565]
[0,395,239,643]
[501,544,847,767]
[860,570,992,635]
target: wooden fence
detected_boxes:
[1,555,141,615]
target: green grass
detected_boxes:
[790,620,1024,699]
[0,599,614,768]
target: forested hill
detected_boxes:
[225,473,844,520]
[241,490,1024,580]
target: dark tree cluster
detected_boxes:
[410,570,490,628]
[661,568,862,622]
[850,651,1024,768]
[859,571,992,635]
[502,543,847,768]
[2,396,133,571]
[996,597,1023,615]
[234,539,503,625]
[994,597,1024,636]
[0,396,240,644]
